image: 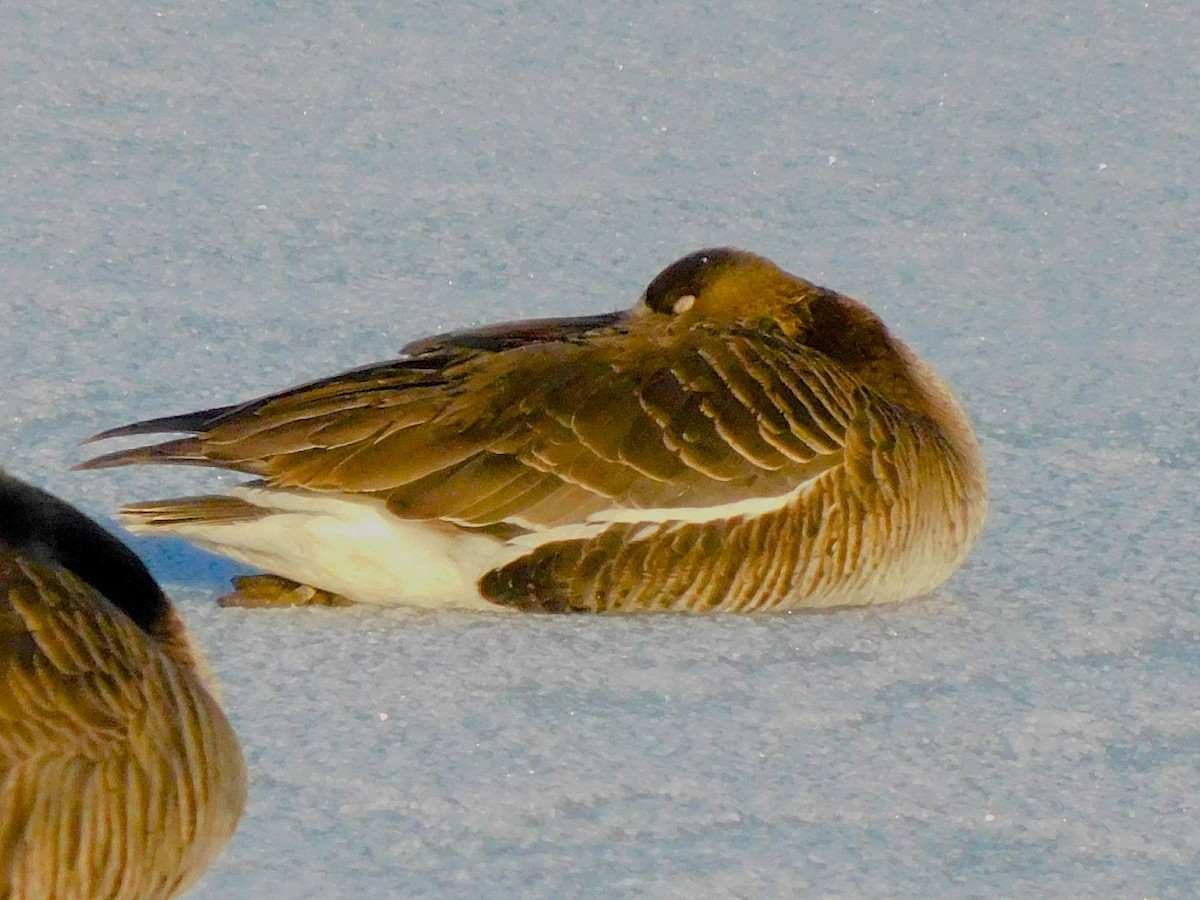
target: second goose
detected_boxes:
[0,471,247,898]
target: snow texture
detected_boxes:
[3,1,1199,896]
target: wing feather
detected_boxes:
[89,319,869,529]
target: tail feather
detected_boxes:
[83,405,240,443]
[74,437,216,472]
[119,494,270,532]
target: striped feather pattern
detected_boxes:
[481,393,978,612]
[0,525,246,897]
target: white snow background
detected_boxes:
[3,1,1199,896]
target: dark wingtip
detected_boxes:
[74,437,208,472]
[82,423,149,444]
[82,405,241,445]
[72,451,133,472]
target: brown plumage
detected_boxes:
[80,248,987,612]
[0,473,247,897]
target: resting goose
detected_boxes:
[0,472,246,897]
[81,248,987,613]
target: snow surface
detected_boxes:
[4,0,1200,896]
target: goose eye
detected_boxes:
[672,294,695,314]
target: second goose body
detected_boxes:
[82,248,987,613]
[0,472,246,898]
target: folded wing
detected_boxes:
[82,317,865,532]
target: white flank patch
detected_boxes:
[123,475,821,607]
[503,476,816,550]
[587,479,812,525]
[123,487,503,609]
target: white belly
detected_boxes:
[124,487,507,609]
